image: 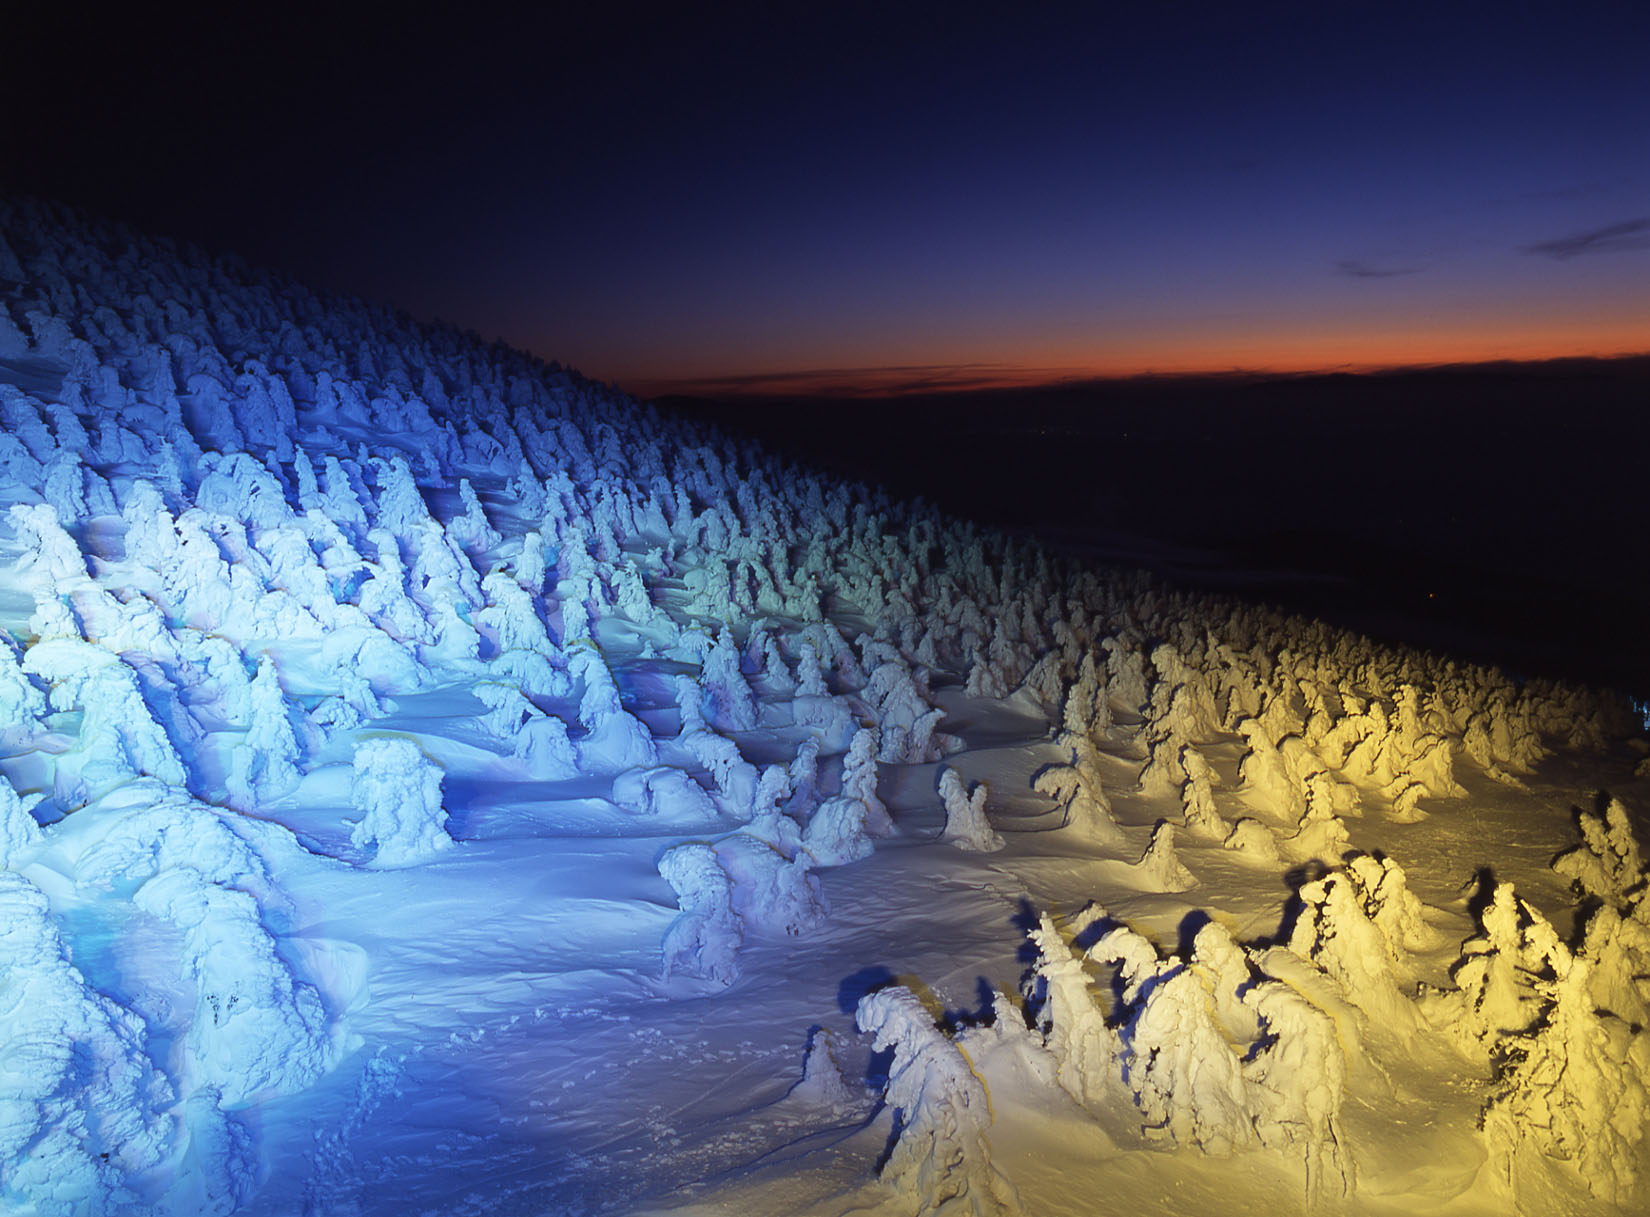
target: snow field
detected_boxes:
[0,195,1647,1216]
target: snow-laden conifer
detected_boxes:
[225,655,303,809]
[855,984,1019,1216]
[0,871,174,1216]
[1024,913,1115,1107]
[1554,796,1643,904]
[939,767,1002,853]
[658,842,743,987]
[133,866,336,1105]
[348,738,451,867]
[0,773,43,866]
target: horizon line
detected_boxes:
[618,348,1650,402]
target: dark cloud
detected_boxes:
[1334,259,1422,279]
[1522,217,1650,259]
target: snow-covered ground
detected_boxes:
[1,194,1648,1216]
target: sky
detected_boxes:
[2,1,1646,397]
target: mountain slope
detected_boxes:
[1,196,1647,1216]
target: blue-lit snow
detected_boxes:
[1,195,1648,1217]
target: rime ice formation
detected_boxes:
[788,1026,859,1111]
[803,792,879,866]
[42,662,188,807]
[347,737,452,866]
[569,641,657,774]
[1482,929,1650,1203]
[1025,914,1116,1108]
[68,781,267,892]
[1287,869,1424,1032]
[1132,820,1197,891]
[1029,898,1360,1202]
[1034,732,1124,846]
[658,842,743,986]
[610,764,717,821]
[0,871,173,1217]
[0,631,45,746]
[1222,816,1281,864]
[700,627,759,732]
[132,867,335,1104]
[856,985,1019,1216]
[9,502,85,583]
[838,725,891,835]
[0,774,43,864]
[714,830,828,938]
[1345,850,1443,956]
[1089,918,1254,1155]
[1240,977,1356,1203]
[1178,744,1229,840]
[1431,881,1557,1053]
[224,655,302,809]
[1553,795,1643,903]
[863,656,948,763]
[2,193,1646,1215]
[1465,801,1650,1200]
[939,766,1003,852]
[1478,897,1650,1200]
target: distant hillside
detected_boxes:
[657,356,1650,696]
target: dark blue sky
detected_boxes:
[4,2,1645,394]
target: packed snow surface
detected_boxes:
[1,195,1648,1216]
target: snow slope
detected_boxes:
[1,195,1648,1216]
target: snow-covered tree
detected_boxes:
[0,630,46,745]
[1241,979,1356,1203]
[1179,745,1229,840]
[0,871,174,1216]
[611,765,718,821]
[1287,870,1423,1032]
[348,737,452,867]
[802,793,878,867]
[865,658,947,763]
[446,477,502,553]
[371,454,431,535]
[132,866,336,1104]
[855,984,1019,1216]
[841,726,891,835]
[1033,734,1123,846]
[24,639,190,804]
[1222,816,1280,864]
[8,502,86,584]
[714,831,827,938]
[225,655,303,809]
[701,627,759,732]
[1483,938,1650,1203]
[1430,882,1560,1054]
[1553,796,1643,904]
[787,1027,859,1111]
[939,767,1002,853]
[0,773,44,867]
[658,842,743,986]
[1131,821,1196,892]
[1025,913,1115,1106]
